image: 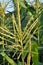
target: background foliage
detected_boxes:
[0,0,43,65]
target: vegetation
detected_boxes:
[0,0,43,65]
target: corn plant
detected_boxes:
[0,0,43,65]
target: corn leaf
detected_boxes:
[32,41,38,65]
[1,52,17,65]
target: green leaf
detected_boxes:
[19,0,27,8]
[32,41,38,65]
[1,52,17,65]
[18,61,23,65]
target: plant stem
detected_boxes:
[27,39,31,65]
[17,0,21,33]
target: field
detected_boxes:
[0,0,43,65]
